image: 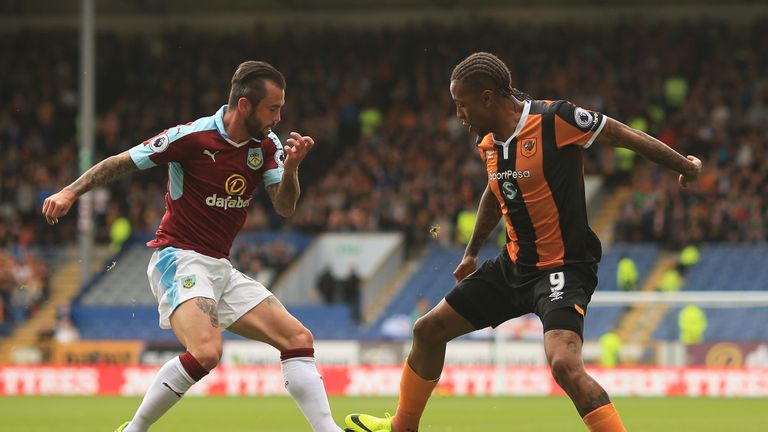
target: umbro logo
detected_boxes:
[549,285,564,301]
[203,149,220,162]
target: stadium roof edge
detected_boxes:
[1,3,767,33]
[3,0,767,16]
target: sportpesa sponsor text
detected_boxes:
[488,169,532,181]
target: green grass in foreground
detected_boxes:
[0,395,766,431]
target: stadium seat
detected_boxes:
[682,245,768,291]
[652,306,768,342]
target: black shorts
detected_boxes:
[445,250,598,338]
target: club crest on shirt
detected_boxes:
[179,275,196,289]
[521,139,537,158]
[247,148,263,170]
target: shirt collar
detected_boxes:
[214,105,262,147]
[494,100,531,146]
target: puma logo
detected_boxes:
[162,382,185,398]
[203,149,220,162]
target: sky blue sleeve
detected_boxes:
[263,132,284,187]
[129,142,158,170]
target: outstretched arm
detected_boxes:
[42,151,138,225]
[595,118,701,187]
[268,132,315,217]
[453,184,502,282]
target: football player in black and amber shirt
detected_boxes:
[346,52,701,432]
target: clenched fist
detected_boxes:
[42,189,76,225]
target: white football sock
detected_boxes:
[281,356,342,432]
[123,356,197,432]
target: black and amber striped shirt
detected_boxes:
[478,99,606,269]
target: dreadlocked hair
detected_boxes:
[451,52,532,101]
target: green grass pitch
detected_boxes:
[0,395,766,431]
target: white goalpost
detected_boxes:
[590,291,768,306]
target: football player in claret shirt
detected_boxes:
[345,52,701,432]
[43,61,344,432]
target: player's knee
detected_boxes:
[549,356,583,387]
[190,344,222,370]
[286,326,314,350]
[412,315,446,345]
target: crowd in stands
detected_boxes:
[3,21,767,256]
[1,21,766,335]
[0,250,49,331]
[230,238,298,286]
[610,22,768,248]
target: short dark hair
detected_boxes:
[451,52,531,101]
[228,61,286,108]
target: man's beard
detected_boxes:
[245,117,268,140]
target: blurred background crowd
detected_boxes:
[1,19,767,329]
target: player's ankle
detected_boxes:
[392,413,419,432]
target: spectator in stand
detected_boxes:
[678,244,700,276]
[616,254,639,292]
[0,250,49,323]
[53,316,80,344]
[316,266,337,304]
[599,330,622,368]
[658,262,685,292]
[343,268,362,324]
[679,304,707,346]
[0,252,15,324]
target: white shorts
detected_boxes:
[147,247,271,329]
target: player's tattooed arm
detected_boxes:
[465,185,502,257]
[595,117,701,186]
[269,132,315,217]
[42,151,139,225]
[67,151,139,197]
[267,174,299,218]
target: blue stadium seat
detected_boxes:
[0,322,13,337]
[285,304,364,339]
[652,306,768,342]
[595,242,659,291]
[72,306,173,341]
[73,244,768,342]
[583,306,625,340]
[366,244,499,339]
[683,245,768,291]
[649,245,768,342]
[72,303,364,341]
